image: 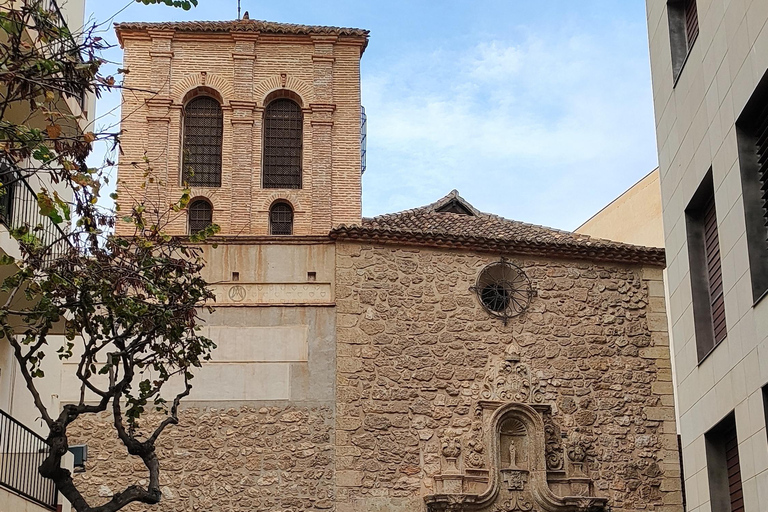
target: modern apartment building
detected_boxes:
[646,1,768,510]
[0,1,92,510]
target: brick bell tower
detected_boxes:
[114,19,368,237]
[93,19,369,413]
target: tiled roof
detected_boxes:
[115,19,370,38]
[330,190,665,266]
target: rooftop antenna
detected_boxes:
[237,0,241,19]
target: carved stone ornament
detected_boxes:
[465,421,486,469]
[542,412,564,471]
[501,469,527,491]
[441,429,463,474]
[480,351,544,404]
[424,402,608,512]
[566,432,596,479]
[494,494,534,512]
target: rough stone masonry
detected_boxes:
[67,18,683,512]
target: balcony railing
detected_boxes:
[0,409,57,510]
[37,0,87,110]
[0,161,73,264]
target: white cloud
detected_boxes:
[361,22,658,231]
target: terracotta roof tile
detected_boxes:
[330,190,665,266]
[114,19,370,38]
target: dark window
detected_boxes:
[705,413,743,512]
[667,0,699,82]
[736,70,768,303]
[0,160,15,225]
[269,202,293,235]
[188,199,213,235]
[763,385,768,445]
[263,99,302,189]
[686,171,727,362]
[182,96,223,187]
[436,198,475,215]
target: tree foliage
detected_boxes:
[0,1,217,511]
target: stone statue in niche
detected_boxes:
[500,417,527,468]
[508,441,518,470]
[500,417,528,492]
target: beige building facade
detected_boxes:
[646,0,768,511]
[54,17,686,512]
[576,168,664,249]
[0,1,92,511]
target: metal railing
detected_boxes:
[36,0,87,110]
[0,161,73,264]
[361,105,367,175]
[0,410,57,510]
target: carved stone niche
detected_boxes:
[424,402,608,512]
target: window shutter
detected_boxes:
[703,196,726,343]
[684,0,699,49]
[755,103,768,237]
[182,97,223,187]
[724,424,743,512]
[263,99,303,189]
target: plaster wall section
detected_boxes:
[334,242,680,512]
[67,242,338,511]
[576,169,665,249]
[646,1,768,510]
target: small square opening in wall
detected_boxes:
[307,272,317,282]
[232,272,240,282]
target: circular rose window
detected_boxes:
[471,258,533,323]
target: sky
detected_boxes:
[83,0,658,231]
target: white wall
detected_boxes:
[646,0,768,510]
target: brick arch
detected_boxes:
[253,75,314,107]
[258,192,305,213]
[173,72,234,104]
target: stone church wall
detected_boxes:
[334,242,681,512]
[71,406,334,511]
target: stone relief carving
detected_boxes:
[441,429,463,474]
[480,350,544,404]
[493,494,534,512]
[424,401,608,512]
[566,432,596,480]
[465,420,486,470]
[501,470,527,491]
[542,411,564,471]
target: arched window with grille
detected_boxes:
[269,202,293,235]
[182,96,223,187]
[189,199,213,234]
[263,98,303,189]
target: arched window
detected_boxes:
[189,199,213,234]
[182,96,223,187]
[263,98,302,189]
[269,202,293,235]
